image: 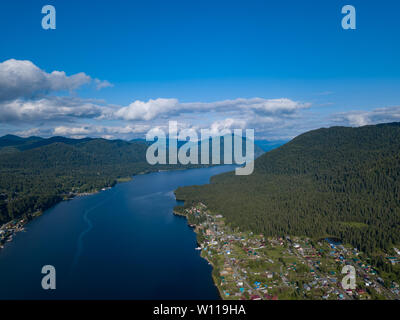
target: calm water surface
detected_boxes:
[0,165,235,299]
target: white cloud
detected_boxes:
[0,59,111,102]
[114,97,310,121]
[14,127,44,137]
[52,124,151,139]
[95,79,114,90]
[1,95,313,140]
[334,106,400,127]
[115,98,180,121]
[209,118,248,135]
[0,96,111,123]
[0,59,327,141]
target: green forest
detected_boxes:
[0,135,199,223]
[175,122,400,255]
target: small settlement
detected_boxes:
[0,218,27,249]
[175,203,400,300]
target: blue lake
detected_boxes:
[0,165,235,299]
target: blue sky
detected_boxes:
[1,0,400,140]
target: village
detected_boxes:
[0,217,28,249]
[177,203,400,300]
[0,185,117,250]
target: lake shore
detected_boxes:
[173,208,223,300]
[0,165,231,299]
[0,164,213,242]
[0,177,133,248]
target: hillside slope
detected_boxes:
[175,123,400,254]
[0,138,163,223]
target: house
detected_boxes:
[387,257,398,265]
[356,288,366,295]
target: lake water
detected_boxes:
[0,165,235,300]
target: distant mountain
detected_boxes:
[175,122,400,255]
[254,139,288,152]
[0,135,43,149]
[129,138,149,144]
[0,135,96,152]
[142,134,265,161]
[0,133,264,159]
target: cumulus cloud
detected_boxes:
[0,96,111,123]
[14,123,152,140]
[0,94,310,130]
[0,59,318,141]
[208,118,248,135]
[115,98,180,121]
[95,79,114,90]
[14,127,44,137]
[114,97,310,121]
[0,59,111,102]
[52,124,151,138]
[334,106,400,127]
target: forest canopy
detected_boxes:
[175,122,400,254]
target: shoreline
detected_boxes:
[173,205,400,300]
[0,165,215,250]
[173,209,224,300]
[0,176,134,249]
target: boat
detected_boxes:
[195,247,202,250]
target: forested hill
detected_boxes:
[175,122,400,254]
[0,136,160,223]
